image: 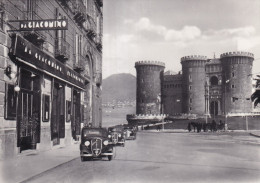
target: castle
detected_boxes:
[134,51,255,118]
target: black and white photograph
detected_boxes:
[0,0,260,182]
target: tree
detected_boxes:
[251,76,260,107]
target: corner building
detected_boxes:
[0,0,103,159]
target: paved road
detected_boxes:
[24,132,260,183]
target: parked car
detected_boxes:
[108,125,125,147]
[123,124,137,140]
[80,127,113,161]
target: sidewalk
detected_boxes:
[0,143,80,183]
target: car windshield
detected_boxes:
[82,128,107,137]
[109,127,122,132]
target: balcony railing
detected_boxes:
[73,0,86,25]
[73,54,85,72]
[55,37,70,62]
[22,11,46,46]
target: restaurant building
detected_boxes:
[0,0,103,159]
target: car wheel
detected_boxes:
[108,155,113,161]
[81,156,85,162]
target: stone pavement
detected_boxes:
[0,143,80,183]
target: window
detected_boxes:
[5,83,17,120]
[232,84,235,88]
[42,94,50,122]
[210,76,218,86]
[232,72,235,77]
[0,10,3,30]
[66,100,71,122]
[189,75,192,82]
[189,107,192,111]
[190,98,192,103]
[189,85,192,91]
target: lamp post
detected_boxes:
[224,79,230,131]
[204,81,209,124]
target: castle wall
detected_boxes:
[135,61,165,115]
[163,74,182,115]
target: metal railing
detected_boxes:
[73,54,85,72]
[55,37,70,61]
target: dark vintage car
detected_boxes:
[123,125,137,140]
[108,126,125,147]
[80,127,113,161]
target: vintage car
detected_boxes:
[108,126,125,147]
[80,127,113,161]
[123,124,137,140]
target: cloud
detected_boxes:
[130,17,201,42]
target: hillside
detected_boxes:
[102,73,136,103]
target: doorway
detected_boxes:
[51,82,65,146]
[17,69,41,152]
[210,101,218,117]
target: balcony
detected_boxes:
[0,2,4,13]
[55,38,70,62]
[57,0,70,7]
[73,0,86,25]
[95,0,103,7]
[95,34,102,51]
[73,54,85,72]
[22,11,46,46]
[84,15,96,39]
[95,73,102,86]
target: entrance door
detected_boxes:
[210,101,218,116]
[51,82,65,145]
[17,69,41,152]
[72,90,81,140]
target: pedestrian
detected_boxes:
[187,123,191,132]
[157,125,161,131]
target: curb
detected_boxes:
[249,133,260,138]
[20,157,79,183]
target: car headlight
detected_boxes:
[108,135,111,138]
[84,141,90,146]
[103,140,109,145]
[118,134,121,137]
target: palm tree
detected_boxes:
[251,76,260,107]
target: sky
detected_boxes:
[102,0,260,79]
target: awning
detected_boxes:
[9,34,87,89]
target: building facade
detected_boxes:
[0,0,103,159]
[162,52,255,116]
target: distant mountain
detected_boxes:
[102,73,136,103]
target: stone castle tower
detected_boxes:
[220,52,254,114]
[135,61,165,115]
[181,55,208,115]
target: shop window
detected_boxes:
[5,83,17,120]
[0,11,3,30]
[42,94,50,122]
[66,100,71,122]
